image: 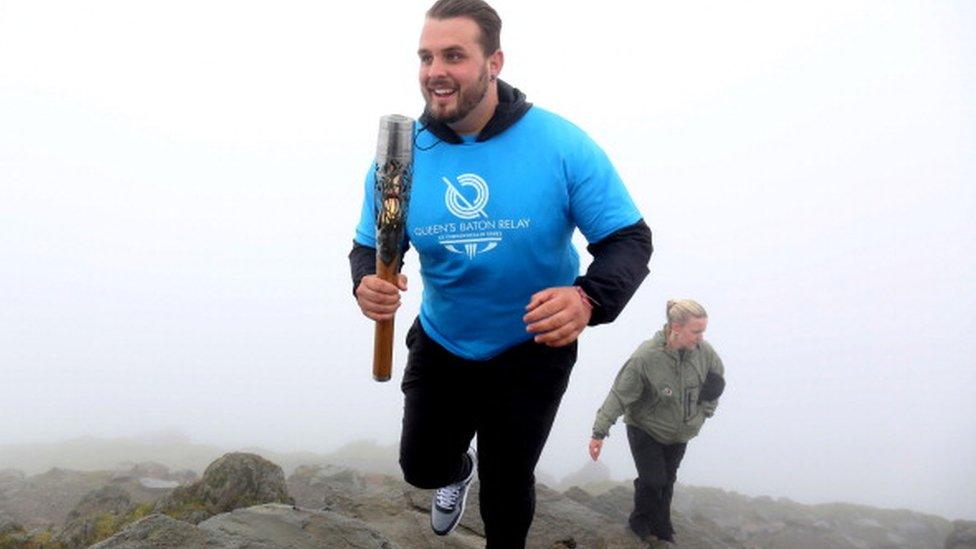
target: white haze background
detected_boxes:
[1,0,974,521]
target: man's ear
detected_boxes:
[489,49,504,80]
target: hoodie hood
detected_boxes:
[418,79,532,144]
[651,328,668,349]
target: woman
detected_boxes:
[589,299,726,544]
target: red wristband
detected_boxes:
[576,286,594,311]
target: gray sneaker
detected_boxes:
[430,447,477,536]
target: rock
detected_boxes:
[536,471,559,488]
[946,520,976,549]
[117,462,196,487]
[564,485,632,522]
[288,464,647,548]
[0,531,32,548]
[56,485,137,548]
[89,513,225,548]
[66,485,133,521]
[0,511,24,536]
[563,483,737,548]
[173,468,200,484]
[111,462,171,482]
[201,503,400,548]
[0,469,25,485]
[555,460,613,492]
[0,467,112,529]
[0,465,179,531]
[529,483,647,548]
[314,440,400,476]
[290,464,483,548]
[128,462,172,480]
[138,478,181,489]
[1,450,964,548]
[92,504,401,548]
[154,452,293,524]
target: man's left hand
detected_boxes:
[523,286,592,347]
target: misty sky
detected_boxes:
[1,1,974,521]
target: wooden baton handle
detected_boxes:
[372,256,401,382]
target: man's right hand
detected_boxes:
[355,274,408,321]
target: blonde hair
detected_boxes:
[665,299,707,336]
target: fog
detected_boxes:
[1,1,973,521]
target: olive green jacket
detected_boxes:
[592,329,725,444]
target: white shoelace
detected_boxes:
[435,483,463,508]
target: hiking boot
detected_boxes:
[430,447,477,536]
[630,528,675,548]
[647,535,676,547]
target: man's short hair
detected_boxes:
[427,0,502,55]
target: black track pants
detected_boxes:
[399,318,576,548]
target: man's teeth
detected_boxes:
[434,89,454,96]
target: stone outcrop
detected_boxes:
[564,484,738,548]
[65,485,134,521]
[0,470,25,486]
[0,462,187,530]
[154,452,293,524]
[200,503,399,548]
[288,463,648,548]
[673,486,952,548]
[554,460,613,492]
[0,467,110,529]
[2,449,969,549]
[56,485,139,547]
[110,461,197,488]
[91,504,400,548]
[0,511,23,536]
[946,520,976,549]
[290,463,484,548]
[89,512,227,548]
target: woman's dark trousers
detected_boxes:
[626,424,687,542]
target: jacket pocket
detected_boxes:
[683,385,700,422]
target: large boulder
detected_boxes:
[154,452,293,524]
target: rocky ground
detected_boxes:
[0,451,968,548]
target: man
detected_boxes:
[589,300,726,545]
[350,0,652,546]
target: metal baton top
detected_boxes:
[376,114,414,166]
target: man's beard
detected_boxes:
[423,65,490,125]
